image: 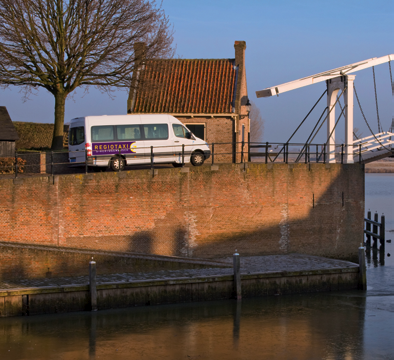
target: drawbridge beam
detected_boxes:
[256,54,394,98]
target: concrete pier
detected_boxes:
[0,254,360,317]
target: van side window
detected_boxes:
[69,126,85,145]
[117,125,141,140]
[91,126,114,142]
[143,124,168,140]
[173,124,192,139]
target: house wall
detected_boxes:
[0,141,15,157]
[176,116,234,163]
[0,163,364,262]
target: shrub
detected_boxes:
[0,157,27,174]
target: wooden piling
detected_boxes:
[89,258,97,311]
[380,215,385,248]
[233,251,241,300]
[373,212,378,248]
[358,246,367,290]
[366,211,371,246]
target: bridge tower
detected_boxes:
[326,75,355,163]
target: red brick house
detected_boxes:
[127,41,250,163]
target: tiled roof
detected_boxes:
[0,107,19,141]
[131,59,236,114]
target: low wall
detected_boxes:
[0,163,364,262]
[0,242,227,281]
[0,267,359,317]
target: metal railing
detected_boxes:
[1,138,392,177]
[248,142,366,164]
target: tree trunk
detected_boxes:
[51,92,67,150]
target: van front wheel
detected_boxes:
[110,156,125,171]
[190,151,205,166]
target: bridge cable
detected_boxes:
[372,66,382,133]
[294,88,346,162]
[354,84,392,152]
[307,87,346,145]
[295,106,327,162]
[336,97,360,139]
[316,104,347,162]
[272,89,327,162]
[324,104,347,147]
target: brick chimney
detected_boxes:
[127,42,146,113]
[233,41,247,115]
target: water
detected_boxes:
[0,174,393,360]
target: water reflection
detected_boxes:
[0,293,368,360]
[232,300,241,348]
[89,313,97,359]
[365,246,385,267]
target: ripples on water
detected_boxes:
[0,174,393,360]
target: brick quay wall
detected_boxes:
[0,163,364,262]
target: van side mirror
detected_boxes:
[186,132,192,139]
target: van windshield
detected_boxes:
[69,126,85,145]
[173,124,193,139]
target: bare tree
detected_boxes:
[249,101,264,142]
[0,0,174,149]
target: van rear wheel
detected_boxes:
[190,151,204,166]
[110,156,125,171]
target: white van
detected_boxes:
[68,114,211,170]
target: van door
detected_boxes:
[68,125,86,164]
[115,124,146,165]
[142,123,174,164]
[172,123,194,164]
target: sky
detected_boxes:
[1,0,393,143]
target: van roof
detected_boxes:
[70,114,175,124]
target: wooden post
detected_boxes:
[358,245,367,290]
[366,211,371,246]
[40,152,46,174]
[380,214,385,248]
[373,212,378,248]
[233,250,241,300]
[89,258,97,311]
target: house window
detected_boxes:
[185,124,205,140]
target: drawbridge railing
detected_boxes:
[353,131,393,163]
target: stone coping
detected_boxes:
[0,266,359,297]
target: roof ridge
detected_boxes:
[147,58,235,61]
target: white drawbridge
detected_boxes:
[256,54,394,164]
